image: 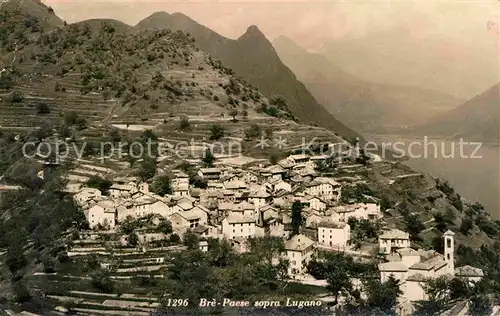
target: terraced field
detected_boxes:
[25,233,186,315]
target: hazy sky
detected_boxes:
[44,0,499,52]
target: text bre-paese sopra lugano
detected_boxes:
[198,298,323,308]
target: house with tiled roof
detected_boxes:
[222,213,256,240]
[379,229,410,254]
[379,231,458,302]
[284,234,316,277]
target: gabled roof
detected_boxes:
[248,190,271,198]
[397,248,420,256]
[288,154,310,161]
[284,234,315,251]
[277,159,295,169]
[219,202,237,211]
[379,229,409,240]
[266,165,286,174]
[410,254,446,271]
[224,180,248,190]
[455,265,484,277]
[110,184,135,191]
[225,214,255,224]
[407,273,427,282]
[199,168,221,174]
[317,221,347,229]
[192,225,209,234]
[379,261,409,272]
[180,207,206,221]
[237,201,255,210]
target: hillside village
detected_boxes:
[18,145,482,315]
[0,1,498,316]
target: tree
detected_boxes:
[326,268,352,304]
[209,124,225,141]
[269,153,279,165]
[128,233,139,247]
[36,102,50,114]
[65,111,78,126]
[228,108,238,122]
[75,117,88,130]
[141,129,158,143]
[157,219,172,234]
[434,213,449,232]
[291,201,303,236]
[264,127,273,139]
[91,269,114,293]
[86,176,113,194]
[138,157,156,181]
[178,115,191,131]
[203,149,215,167]
[380,196,392,212]
[469,295,492,316]
[12,282,31,303]
[460,218,474,235]
[120,216,139,234]
[9,91,23,103]
[269,95,287,110]
[404,214,425,240]
[364,276,402,315]
[244,123,261,140]
[183,231,200,250]
[151,175,172,196]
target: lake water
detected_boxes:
[370,135,500,219]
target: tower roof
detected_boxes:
[443,230,455,236]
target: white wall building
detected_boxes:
[317,221,350,249]
[284,234,316,277]
[379,229,410,254]
[222,214,256,240]
[86,202,117,229]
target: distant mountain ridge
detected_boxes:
[136,12,362,140]
[409,83,500,143]
[318,26,499,100]
[272,35,461,134]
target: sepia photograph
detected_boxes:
[0,0,498,315]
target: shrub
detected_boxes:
[9,91,23,103]
[75,117,88,130]
[0,73,13,89]
[36,102,50,114]
[178,115,191,131]
[244,124,262,140]
[91,269,114,293]
[151,175,172,196]
[86,176,113,194]
[203,149,215,167]
[65,111,78,126]
[459,218,474,235]
[209,124,225,141]
[228,109,238,121]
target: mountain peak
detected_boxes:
[149,11,171,18]
[243,25,265,38]
[1,0,63,29]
